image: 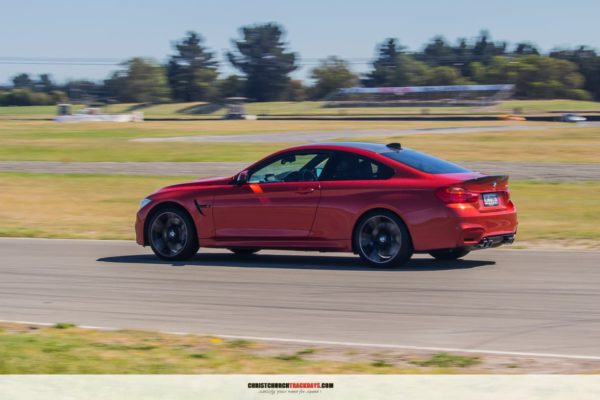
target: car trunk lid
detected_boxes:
[462,175,510,211]
[435,174,511,211]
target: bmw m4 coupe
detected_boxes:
[135,142,517,267]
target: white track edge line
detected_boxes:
[2,319,600,361]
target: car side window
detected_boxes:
[248,153,331,183]
[320,152,394,181]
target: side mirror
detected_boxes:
[235,170,249,185]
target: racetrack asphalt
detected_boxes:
[1,237,600,359]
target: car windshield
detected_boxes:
[382,149,471,174]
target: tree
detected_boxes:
[470,55,589,99]
[0,88,53,106]
[376,38,405,65]
[309,56,357,99]
[285,80,306,101]
[514,42,539,55]
[551,46,600,100]
[63,80,101,102]
[452,38,473,76]
[472,31,507,65]
[105,58,171,103]
[228,23,298,101]
[365,38,430,87]
[426,66,465,85]
[167,32,219,102]
[12,73,33,89]
[420,36,455,66]
[217,75,245,99]
[36,74,55,93]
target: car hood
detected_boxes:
[154,176,232,194]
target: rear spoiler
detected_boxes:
[460,175,509,191]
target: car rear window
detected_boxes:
[382,149,471,174]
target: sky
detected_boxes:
[1,0,599,84]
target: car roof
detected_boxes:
[291,142,395,154]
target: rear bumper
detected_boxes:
[471,233,515,250]
[443,196,518,248]
[411,202,518,252]
[456,210,518,248]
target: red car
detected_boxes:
[135,142,517,267]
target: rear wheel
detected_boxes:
[229,248,259,256]
[147,207,199,261]
[354,211,412,268]
[429,247,470,260]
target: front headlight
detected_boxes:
[139,198,152,209]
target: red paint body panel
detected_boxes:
[211,181,321,238]
[135,143,518,253]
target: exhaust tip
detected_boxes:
[474,234,515,250]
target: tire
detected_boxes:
[147,207,199,261]
[353,210,413,268]
[229,248,259,256]
[429,247,470,260]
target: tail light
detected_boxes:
[435,186,479,204]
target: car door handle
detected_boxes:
[296,188,316,195]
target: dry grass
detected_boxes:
[510,181,600,242]
[0,172,598,244]
[0,173,182,239]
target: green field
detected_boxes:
[1,99,599,119]
[1,120,599,163]
[0,104,84,117]
[245,99,600,116]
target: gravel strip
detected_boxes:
[130,125,552,143]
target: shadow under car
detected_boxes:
[97,252,495,272]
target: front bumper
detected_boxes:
[135,214,145,245]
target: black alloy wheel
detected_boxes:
[148,207,199,261]
[354,211,412,268]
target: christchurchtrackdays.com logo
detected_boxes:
[248,382,334,394]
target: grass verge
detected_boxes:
[0,323,463,374]
[1,322,598,373]
[410,353,481,368]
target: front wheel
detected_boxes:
[147,207,199,261]
[429,247,470,260]
[354,211,412,268]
